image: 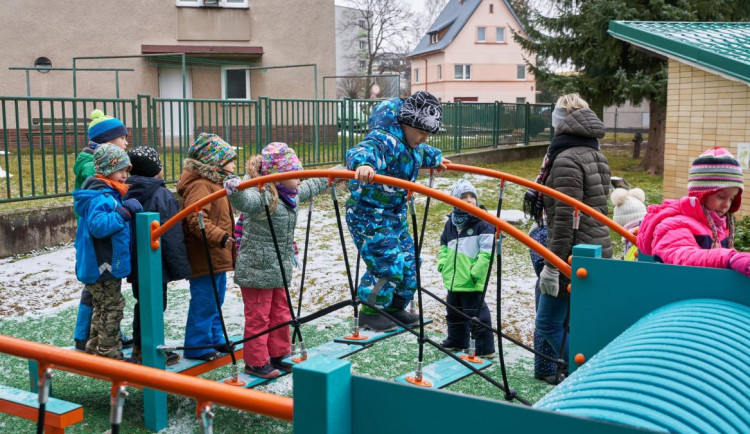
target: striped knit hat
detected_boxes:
[688,147,744,213]
[88,109,128,144]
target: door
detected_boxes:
[158,67,194,137]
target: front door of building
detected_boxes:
[158,67,194,137]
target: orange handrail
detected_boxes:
[0,335,293,422]
[154,170,571,277]
[446,163,637,245]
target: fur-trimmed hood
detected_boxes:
[181,158,225,184]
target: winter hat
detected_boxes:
[260,142,303,175]
[551,107,568,129]
[397,91,442,134]
[189,132,237,168]
[88,109,128,144]
[451,179,477,200]
[128,146,162,177]
[688,147,744,213]
[94,143,131,176]
[611,187,647,226]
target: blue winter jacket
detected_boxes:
[346,98,442,211]
[73,177,132,284]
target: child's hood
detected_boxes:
[73,177,117,214]
[366,98,407,145]
[125,175,165,204]
[177,158,223,195]
[637,196,708,255]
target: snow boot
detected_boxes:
[359,311,397,332]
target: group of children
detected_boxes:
[73,91,748,382]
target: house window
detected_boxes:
[477,27,486,42]
[359,19,366,29]
[359,40,366,49]
[359,60,366,70]
[517,64,527,79]
[222,68,250,99]
[496,27,505,42]
[516,97,526,104]
[454,64,471,80]
[176,0,248,8]
[490,4,494,13]
[437,65,442,80]
[414,68,420,83]
[430,33,440,44]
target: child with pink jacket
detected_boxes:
[637,147,749,277]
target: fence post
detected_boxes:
[492,101,499,148]
[454,101,461,155]
[523,102,530,146]
[255,99,262,154]
[549,103,554,143]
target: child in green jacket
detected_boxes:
[437,179,495,357]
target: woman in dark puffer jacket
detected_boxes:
[530,93,612,384]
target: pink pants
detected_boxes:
[241,287,292,367]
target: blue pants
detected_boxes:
[346,204,416,310]
[533,278,559,377]
[535,293,569,362]
[74,287,94,342]
[184,273,227,359]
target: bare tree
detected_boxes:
[406,0,449,49]
[339,0,412,94]
[337,76,367,99]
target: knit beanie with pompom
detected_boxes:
[88,109,128,144]
[611,187,647,226]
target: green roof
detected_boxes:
[608,21,750,84]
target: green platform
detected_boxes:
[394,353,493,389]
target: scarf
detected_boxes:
[523,134,601,225]
[94,174,129,197]
[451,208,470,227]
[703,207,735,249]
[276,183,298,209]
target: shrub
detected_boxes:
[734,215,750,252]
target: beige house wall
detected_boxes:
[664,59,750,216]
[410,0,535,103]
[0,1,334,104]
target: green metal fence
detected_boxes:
[0,95,552,203]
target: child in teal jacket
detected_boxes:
[437,179,495,357]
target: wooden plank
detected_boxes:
[394,353,493,389]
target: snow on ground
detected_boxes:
[0,173,538,347]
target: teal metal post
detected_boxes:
[136,212,168,431]
[293,357,352,434]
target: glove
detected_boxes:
[729,252,750,278]
[224,175,241,196]
[122,198,143,215]
[539,265,560,297]
[115,206,132,222]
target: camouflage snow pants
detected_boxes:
[346,204,417,309]
[85,279,125,359]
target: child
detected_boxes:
[125,146,191,365]
[346,91,450,331]
[73,144,142,359]
[436,179,495,357]
[637,147,749,277]
[73,109,131,351]
[224,142,329,379]
[610,187,647,260]
[177,133,238,361]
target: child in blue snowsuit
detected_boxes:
[73,144,142,359]
[437,179,495,357]
[346,91,450,331]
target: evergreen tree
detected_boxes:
[514,0,750,174]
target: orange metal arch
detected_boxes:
[0,335,293,422]
[446,163,637,245]
[153,170,571,278]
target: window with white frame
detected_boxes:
[222,68,250,99]
[430,33,440,44]
[516,97,526,104]
[414,68,420,83]
[359,40,366,50]
[359,60,366,70]
[496,27,505,42]
[176,0,248,8]
[477,27,486,42]
[517,64,527,80]
[437,64,442,80]
[359,19,366,29]
[454,64,471,80]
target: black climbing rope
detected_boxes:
[292,198,315,345]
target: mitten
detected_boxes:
[729,252,750,278]
[539,265,560,297]
[115,206,132,221]
[122,198,143,215]
[224,175,241,196]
